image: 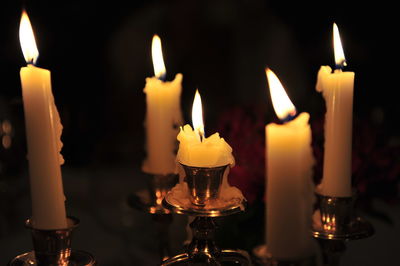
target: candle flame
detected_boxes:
[151,34,166,79]
[191,89,205,139]
[266,68,296,121]
[333,23,347,68]
[19,10,39,65]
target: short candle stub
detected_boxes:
[180,163,228,207]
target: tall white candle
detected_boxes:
[316,23,354,197]
[265,69,315,259]
[19,11,67,229]
[142,35,183,175]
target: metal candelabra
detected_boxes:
[161,163,251,265]
[128,173,178,262]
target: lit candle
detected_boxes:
[175,90,242,203]
[142,35,183,175]
[316,23,354,197]
[176,90,234,168]
[265,69,315,259]
[19,10,67,229]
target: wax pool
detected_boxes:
[176,124,234,168]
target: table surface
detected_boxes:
[0,166,399,265]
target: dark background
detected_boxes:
[1,0,397,167]
[1,0,399,265]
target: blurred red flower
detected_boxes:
[217,106,400,206]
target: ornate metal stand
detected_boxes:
[252,244,317,266]
[161,163,251,265]
[8,216,96,266]
[311,192,374,266]
[127,173,178,262]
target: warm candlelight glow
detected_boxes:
[19,10,38,65]
[333,23,347,68]
[151,34,166,79]
[191,90,205,139]
[266,68,296,121]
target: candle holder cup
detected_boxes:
[312,192,373,240]
[311,192,374,266]
[161,164,251,266]
[252,244,317,266]
[181,164,227,206]
[8,216,96,266]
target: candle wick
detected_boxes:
[335,59,347,71]
[281,111,297,123]
[157,73,167,82]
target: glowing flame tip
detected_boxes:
[266,68,296,121]
[19,10,39,65]
[151,34,166,79]
[191,89,205,139]
[333,23,347,68]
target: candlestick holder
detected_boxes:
[8,216,96,266]
[128,173,178,215]
[311,192,374,266]
[161,163,251,265]
[251,244,317,266]
[127,173,178,262]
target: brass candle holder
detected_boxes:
[311,192,374,266]
[127,173,178,262]
[8,216,96,266]
[161,163,251,265]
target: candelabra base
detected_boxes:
[8,250,96,266]
[252,244,317,266]
[162,249,251,266]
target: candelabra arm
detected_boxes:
[153,214,173,262]
[317,239,346,266]
[186,217,220,264]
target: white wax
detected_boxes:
[142,73,183,175]
[266,112,315,260]
[176,124,234,168]
[174,124,243,206]
[20,64,67,229]
[316,66,354,197]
